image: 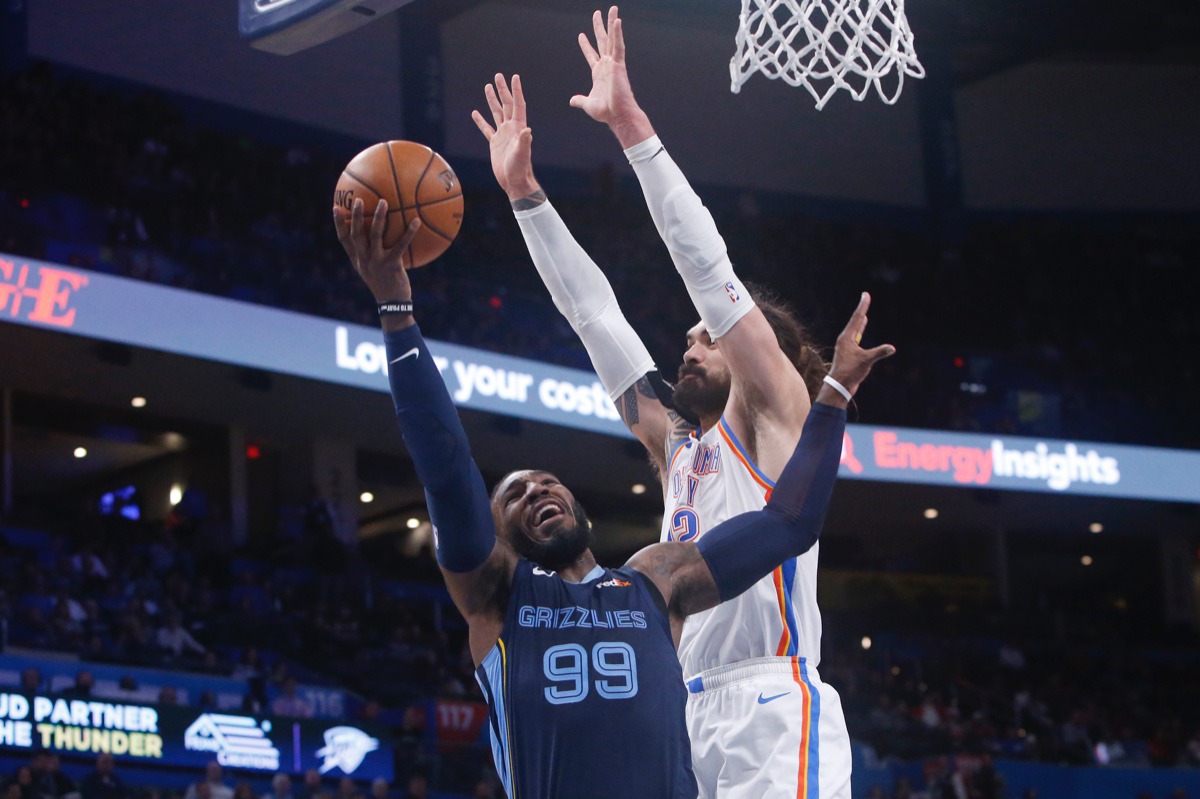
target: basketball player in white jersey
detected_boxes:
[471,10,854,796]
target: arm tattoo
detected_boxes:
[618,384,640,426]
[662,409,695,467]
[618,376,657,427]
[510,189,548,212]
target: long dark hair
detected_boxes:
[744,282,829,401]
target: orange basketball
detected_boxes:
[333,141,464,269]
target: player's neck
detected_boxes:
[697,410,722,436]
[555,550,600,583]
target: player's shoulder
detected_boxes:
[608,566,668,617]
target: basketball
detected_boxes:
[333,140,464,269]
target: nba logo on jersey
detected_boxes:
[724,282,740,302]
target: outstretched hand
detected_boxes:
[570,7,653,147]
[826,293,896,399]
[471,74,539,202]
[333,198,421,304]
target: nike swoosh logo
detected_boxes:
[757,692,789,705]
[389,347,419,365]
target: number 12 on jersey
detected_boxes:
[543,642,639,704]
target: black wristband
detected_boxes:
[377,300,413,316]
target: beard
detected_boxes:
[672,366,730,423]
[510,500,594,572]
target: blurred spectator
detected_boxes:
[357,700,381,724]
[399,777,426,799]
[261,775,292,799]
[367,781,389,799]
[6,766,35,799]
[79,754,124,799]
[158,686,178,706]
[31,753,78,799]
[299,772,323,799]
[1185,731,1200,766]
[155,611,206,657]
[19,668,41,694]
[232,785,254,799]
[334,780,359,799]
[271,678,313,719]
[183,763,233,799]
[61,670,94,698]
[232,647,266,680]
[973,755,1005,799]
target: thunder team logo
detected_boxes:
[316,726,379,774]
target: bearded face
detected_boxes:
[492,471,594,572]
[508,498,593,571]
[673,354,732,424]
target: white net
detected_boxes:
[730,0,925,109]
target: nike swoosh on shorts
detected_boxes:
[757,692,789,705]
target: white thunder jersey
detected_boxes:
[660,416,822,677]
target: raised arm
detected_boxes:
[334,199,516,655]
[471,73,693,474]
[627,295,894,623]
[573,8,810,447]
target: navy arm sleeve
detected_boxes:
[696,403,846,601]
[385,325,495,573]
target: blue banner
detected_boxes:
[0,691,392,781]
[3,254,1198,503]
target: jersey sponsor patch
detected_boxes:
[596,578,631,588]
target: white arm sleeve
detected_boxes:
[624,135,755,339]
[514,201,655,400]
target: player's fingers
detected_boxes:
[593,9,609,55]
[569,95,587,110]
[369,199,388,258]
[394,217,421,255]
[612,16,626,63]
[512,74,527,127]
[333,208,360,268]
[332,208,350,247]
[863,343,897,363]
[517,127,533,159]
[353,201,373,266]
[577,32,600,67]
[484,83,503,127]
[851,291,871,322]
[842,291,871,340]
[471,110,496,140]
[349,198,364,251]
[495,73,514,121]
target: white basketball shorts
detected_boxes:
[685,656,852,799]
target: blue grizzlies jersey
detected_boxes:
[475,559,697,798]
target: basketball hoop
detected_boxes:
[730,0,925,109]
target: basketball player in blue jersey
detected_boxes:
[472,10,860,796]
[333,197,893,798]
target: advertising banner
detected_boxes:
[0,693,392,780]
[4,255,1199,502]
[837,424,1200,502]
